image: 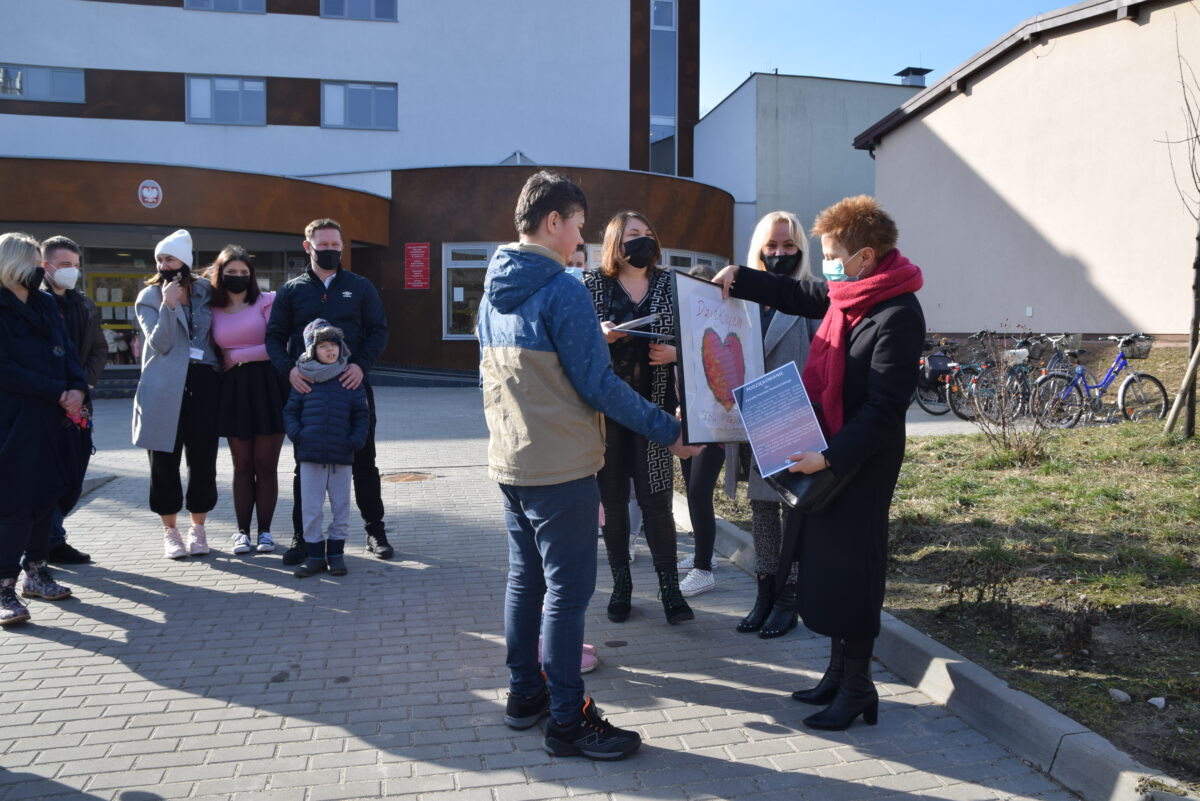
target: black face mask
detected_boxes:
[762,252,803,276]
[22,266,46,291]
[157,265,189,284]
[222,275,253,294]
[622,236,656,270]
[314,249,342,272]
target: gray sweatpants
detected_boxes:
[299,462,352,544]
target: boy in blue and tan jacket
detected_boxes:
[477,170,701,760]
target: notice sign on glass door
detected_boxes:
[405,242,430,290]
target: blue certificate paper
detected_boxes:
[732,362,828,478]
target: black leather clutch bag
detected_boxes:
[760,464,859,513]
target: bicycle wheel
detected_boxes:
[1118,372,1168,422]
[1032,373,1085,428]
[913,381,950,415]
[948,366,981,421]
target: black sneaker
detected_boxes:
[366,533,394,560]
[543,697,640,760]
[47,543,91,564]
[504,684,550,730]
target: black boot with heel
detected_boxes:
[736,574,775,633]
[802,642,878,730]
[792,637,844,705]
[758,581,799,639]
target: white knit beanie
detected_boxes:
[154,229,193,268]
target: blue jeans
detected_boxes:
[48,508,67,550]
[501,476,600,725]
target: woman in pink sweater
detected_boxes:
[209,246,286,555]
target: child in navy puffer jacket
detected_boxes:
[283,319,369,578]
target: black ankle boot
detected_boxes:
[802,655,878,730]
[758,581,799,639]
[792,637,844,704]
[281,533,305,566]
[607,565,632,622]
[656,567,694,625]
[736,574,775,633]
[366,531,393,560]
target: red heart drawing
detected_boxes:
[701,328,745,412]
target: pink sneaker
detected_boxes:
[163,527,186,559]
[582,643,597,657]
[581,651,599,674]
[186,524,209,556]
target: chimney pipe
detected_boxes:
[895,67,932,88]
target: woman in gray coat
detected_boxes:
[132,230,221,560]
[728,211,819,638]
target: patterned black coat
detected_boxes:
[583,269,677,494]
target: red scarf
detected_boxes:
[801,249,923,436]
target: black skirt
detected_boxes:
[217,360,286,439]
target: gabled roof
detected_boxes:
[853,0,1180,150]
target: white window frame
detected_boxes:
[183,0,266,12]
[186,75,266,126]
[0,64,85,104]
[321,81,398,130]
[320,0,398,21]
[651,0,676,30]
[442,242,498,341]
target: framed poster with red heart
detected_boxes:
[671,271,766,444]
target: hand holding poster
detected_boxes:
[672,271,765,444]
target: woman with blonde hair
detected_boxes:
[583,211,693,626]
[132,229,221,560]
[729,211,820,638]
[715,196,925,730]
[0,232,89,625]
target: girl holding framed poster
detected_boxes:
[583,212,693,627]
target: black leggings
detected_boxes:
[680,445,725,571]
[148,364,220,516]
[228,433,285,534]
[598,419,676,571]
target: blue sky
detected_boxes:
[700,0,1061,115]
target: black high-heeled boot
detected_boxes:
[607,565,632,622]
[736,574,775,633]
[758,581,799,639]
[792,637,844,704]
[802,654,878,730]
[656,567,695,625]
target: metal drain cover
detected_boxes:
[383,471,435,483]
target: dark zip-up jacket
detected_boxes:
[265,267,388,377]
[283,378,369,465]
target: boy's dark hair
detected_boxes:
[514,171,587,235]
[42,235,81,261]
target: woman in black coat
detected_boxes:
[714,196,925,730]
[0,232,89,627]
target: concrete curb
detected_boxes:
[80,474,116,499]
[672,493,1198,801]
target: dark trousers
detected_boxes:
[291,380,385,538]
[598,419,676,571]
[148,364,221,516]
[0,506,55,580]
[680,444,725,571]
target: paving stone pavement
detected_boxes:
[0,388,1079,801]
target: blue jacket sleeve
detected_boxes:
[283,388,302,443]
[266,285,295,377]
[353,279,388,373]
[348,386,370,451]
[548,282,680,447]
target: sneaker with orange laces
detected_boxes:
[543,697,640,760]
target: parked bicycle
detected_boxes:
[1031,334,1168,428]
[913,338,957,415]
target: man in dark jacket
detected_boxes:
[265,219,391,564]
[41,236,107,565]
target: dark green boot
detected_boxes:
[656,567,694,625]
[607,565,632,622]
[327,539,347,576]
[293,540,327,578]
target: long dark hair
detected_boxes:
[207,245,261,308]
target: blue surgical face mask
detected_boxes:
[822,249,864,282]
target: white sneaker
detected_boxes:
[163,527,187,560]
[679,568,715,597]
[186,524,209,556]
[256,532,276,553]
[677,555,716,572]
[231,532,252,554]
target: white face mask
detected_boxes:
[49,267,80,290]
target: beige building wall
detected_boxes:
[874,1,1199,334]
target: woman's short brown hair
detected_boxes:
[207,245,260,308]
[599,211,661,279]
[811,195,898,258]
